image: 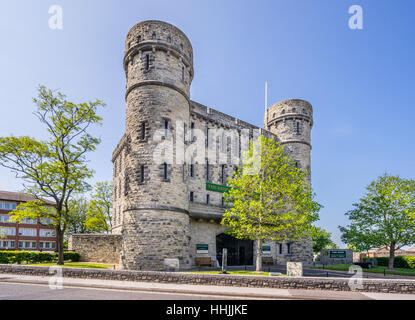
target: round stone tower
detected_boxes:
[121,20,194,270]
[264,99,313,184]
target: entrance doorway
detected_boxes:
[216,233,253,266]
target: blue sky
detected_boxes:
[0,0,414,246]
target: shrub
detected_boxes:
[363,256,415,269]
[0,251,81,264]
[63,251,81,262]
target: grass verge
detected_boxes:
[184,270,285,276]
[311,264,415,277]
[25,262,112,269]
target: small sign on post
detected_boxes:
[287,262,303,277]
[221,248,228,274]
[164,258,180,272]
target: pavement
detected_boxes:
[1,273,415,300]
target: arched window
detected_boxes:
[137,35,141,43]
[152,32,156,40]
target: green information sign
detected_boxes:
[329,250,347,259]
[196,244,209,253]
[206,182,232,193]
[262,246,271,252]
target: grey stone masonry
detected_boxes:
[68,234,122,264]
[106,20,316,271]
[1,265,415,294]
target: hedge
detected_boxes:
[363,256,415,269]
[0,251,80,264]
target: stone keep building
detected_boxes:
[108,20,314,270]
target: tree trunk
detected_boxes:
[256,238,263,272]
[56,229,65,265]
[388,241,395,270]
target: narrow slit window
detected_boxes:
[182,66,184,81]
[164,119,169,137]
[190,192,194,202]
[296,122,300,134]
[146,54,150,70]
[190,122,194,141]
[206,194,210,204]
[140,122,146,140]
[221,165,225,184]
[190,164,194,177]
[206,160,209,180]
[140,165,145,183]
[163,163,168,180]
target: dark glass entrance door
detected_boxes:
[216,233,253,266]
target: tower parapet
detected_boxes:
[264,99,313,184]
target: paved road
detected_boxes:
[0,282,238,300]
[1,274,415,300]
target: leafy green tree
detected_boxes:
[339,174,415,269]
[0,86,105,265]
[66,197,91,236]
[222,135,321,271]
[311,226,337,254]
[85,181,113,233]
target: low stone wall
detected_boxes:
[68,234,122,264]
[1,264,415,294]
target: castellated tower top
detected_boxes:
[264,99,313,131]
[124,21,193,81]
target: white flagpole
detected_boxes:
[265,81,268,111]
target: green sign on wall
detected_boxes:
[206,182,231,193]
[196,244,209,253]
[262,246,271,253]
[329,250,347,258]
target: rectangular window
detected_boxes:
[206,194,210,204]
[279,243,283,255]
[145,54,150,70]
[182,66,184,81]
[0,215,10,223]
[206,160,209,180]
[190,164,194,177]
[39,229,56,237]
[221,197,224,206]
[206,127,209,147]
[140,165,145,183]
[163,163,168,180]
[286,243,292,255]
[189,192,194,202]
[221,165,225,184]
[140,122,146,140]
[164,119,169,138]
[190,122,194,141]
[0,227,16,236]
[18,242,23,248]
[19,228,37,237]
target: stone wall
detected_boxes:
[68,234,122,264]
[1,264,415,294]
